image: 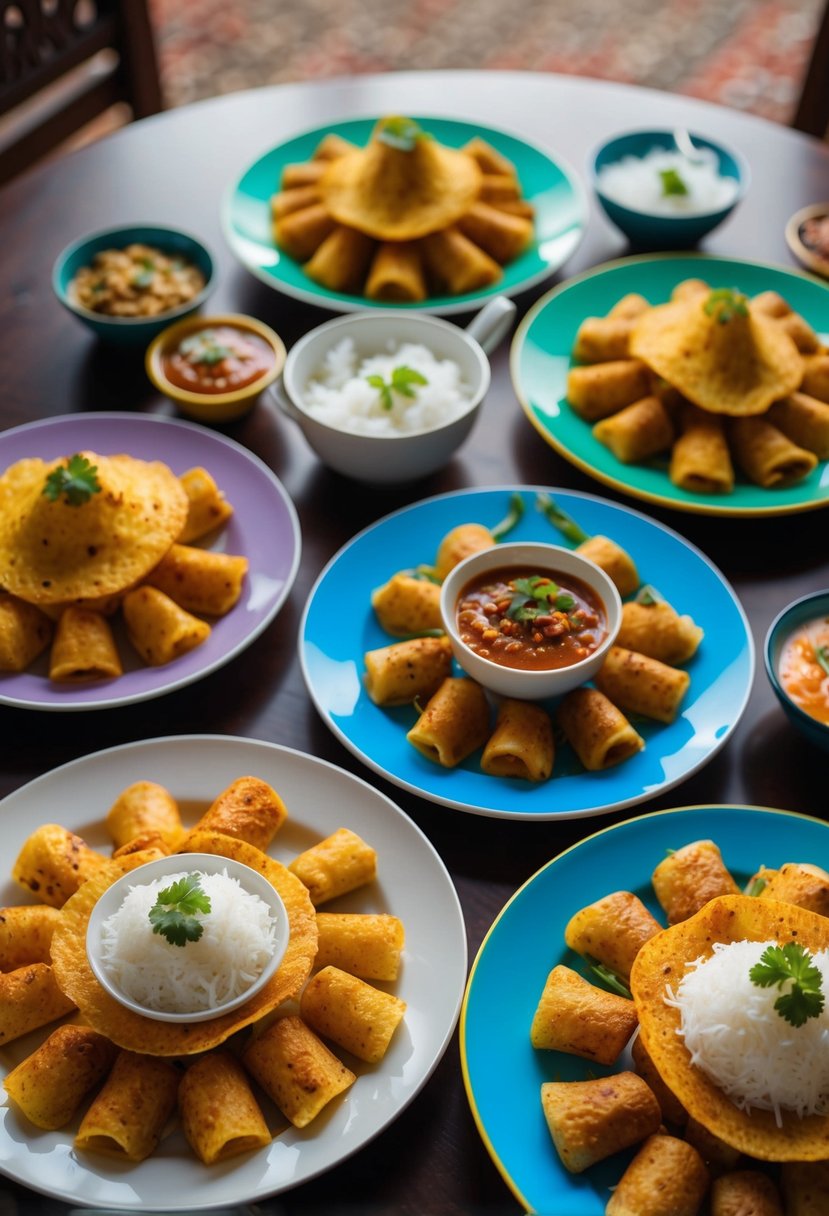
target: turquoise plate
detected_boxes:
[511,253,829,516]
[461,803,829,1213]
[298,486,754,820]
[222,115,587,315]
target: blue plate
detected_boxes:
[461,803,829,1213]
[222,115,587,315]
[299,487,754,819]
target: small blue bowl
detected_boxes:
[590,128,748,250]
[765,590,829,753]
[53,224,215,346]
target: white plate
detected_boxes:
[0,736,467,1210]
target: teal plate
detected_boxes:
[461,803,829,1214]
[511,253,829,516]
[299,486,754,820]
[222,115,587,315]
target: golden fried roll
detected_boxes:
[780,1161,829,1214]
[242,1015,355,1128]
[456,201,533,264]
[190,775,287,851]
[274,203,336,261]
[652,840,740,925]
[0,964,75,1043]
[300,965,407,1063]
[617,599,703,665]
[363,635,453,706]
[711,1170,784,1216]
[801,352,829,403]
[541,1072,661,1174]
[145,543,248,617]
[304,225,376,294]
[280,160,327,188]
[530,965,637,1063]
[572,315,636,363]
[671,278,710,303]
[364,241,427,302]
[75,1050,179,1162]
[490,197,535,220]
[557,687,644,773]
[111,834,168,862]
[751,862,829,915]
[566,359,652,422]
[12,823,106,907]
[177,466,233,542]
[684,1114,741,1170]
[288,827,377,906]
[0,905,62,971]
[420,227,502,295]
[608,292,650,320]
[179,1051,271,1164]
[728,416,818,488]
[631,1032,687,1125]
[314,913,405,982]
[3,1024,116,1129]
[478,173,521,203]
[106,780,183,852]
[575,534,639,598]
[669,401,735,494]
[594,645,690,724]
[464,137,517,177]
[371,573,442,636]
[777,311,821,354]
[593,394,675,463]
[49,607,122,682]
[564,891,661,982]
[767,391,829,460]
[434,522,494,578]
[751,289,791,318]
[480,698,554,782]
[606,1133,709,1216]
[407,676,491,768]
[270,185,322,220]
[312,132,358,160]
[123,586,210,666]
[0,593,52,671]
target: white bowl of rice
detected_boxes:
[86,853,289,1023]
[270,297,515,483]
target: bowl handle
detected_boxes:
[464,295,517,355]
[268,376,303,422]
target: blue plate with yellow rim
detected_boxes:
[299,486,753,820]
[511,253,829,517]
[461,803,829,1214]
[222,115,586,315]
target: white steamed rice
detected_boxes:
[597,147,739,216]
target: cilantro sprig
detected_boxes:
[148,873,212,947]
[366,365,428,411]
[749,941,825,1028]
[586,958,632,999]
[660,167,689,197]
[376,116,433,152]
[815,645,829,678]
[179,331,235,366]
[535,492,590,546]
[704,287,749,325]
[42,454,102,507]
[507,575,576,623]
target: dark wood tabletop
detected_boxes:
[1,69,828,1214]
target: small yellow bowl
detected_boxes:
[146,313,286,423]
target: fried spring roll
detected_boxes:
[274,203,337,261]
[242,1015,355,1128]
[557,687,644,773]
[530,965,637,1063]
[573,315,636,363]
[188,775,287,851]
[0,593,52,671]
[145,544,248,617]
[12,824,106,907]
[801,353,829,403]
[478,173,521,203]
[106,780,183,851]
[652,839,740,924]
[365,241,427,302]
[363,635,453,706]
[489,197,535,219]
[407,676,491,768]
[767,391,829,460]
[594,645,690,724]
[75,1050,179,1162]
[631,1032,687,1125]
[608,293,650,319]
[371,573,442,636]
[751,862,829,916]
[541,1072,661,1174]
[684,1114,742,1170]
[288,827,377,906]
[606,1134,709,1216]
[711,1169,784,1216]
[729,416,817,488]
[0,905,62,971]
[593,395,675,463]
[669,401,735,494]
[312,132,358,160]
[464,137,518,177]
[575,534,639,598]
[179,1052,271,1164]
[270,185,322,220]
[434,522,494,578]
[49,607,122,682]
[751,289,791,318]
[304,225,376,294]
[3,1024,116,1129]
[122,586,210,666]
[280,161,327,189]
[314,912,405,981]
[567,359,652,422]
[480,698,554,781]
[0,963,76,1044]
[564,890,661,981]
[671,278,710,303]
[177,466,233,542]
[456,201,533,264]
[617,599,703,665]
[420,227,502,295]
[300,965,407,1063]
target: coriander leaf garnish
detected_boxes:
[585,957,632,999]
[816,645,829,678]
[376,116,433,151]
[148,873,212,947]
[660,167,689,197]
[749,941,825,1028]
[179,331,235,366]
[747,876,767,897]
[132,256,156,289]
[42,454,102,507]
[491,492,525,542]
[535,492,590,546]
[704,287,749,325]
[506,575,576,624]
[366,365,428,411]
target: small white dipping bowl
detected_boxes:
[439,542,622,701]
[86,852,289,1024]
[270,295,515,483]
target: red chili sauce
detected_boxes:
[162,326,275,395]
[779,616,829,727]
[455,567,606,671]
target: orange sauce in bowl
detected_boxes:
[161,325,276,395]
[779,616,829,726]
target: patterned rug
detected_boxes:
[150,0,822,127]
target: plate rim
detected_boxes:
[0,412,301,712]
[220,111,589,316]
[510,250,829,518]
[298,483,756,820]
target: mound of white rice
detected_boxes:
[301,338,473,436]
[100,869,278,1013]
[666,939,829,1126]
[597,147,739,217]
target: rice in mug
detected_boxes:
[301,339,474,436]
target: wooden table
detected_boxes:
[1,70,828,1214]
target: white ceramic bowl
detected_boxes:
[270,296,515,483]
[86,852,289,1023]
[439,542,622,701]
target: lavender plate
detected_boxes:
[0,413,300,711]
